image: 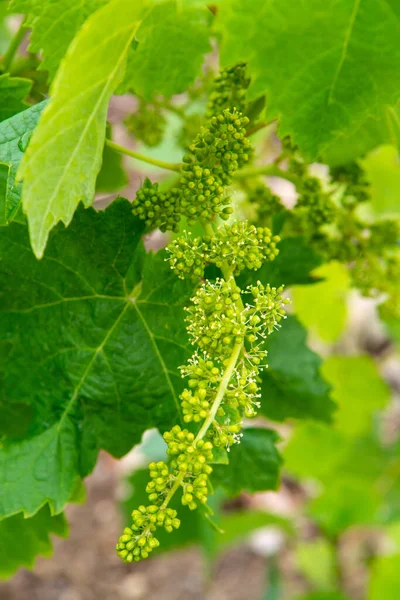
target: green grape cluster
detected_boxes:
[125,102,166,148]
[203,222,280,274]
[166,233,206,280]
[294,177,337,230]
[132,179,181,232]
[186,278,245,358]
[206,63,250,118]
[180,110,252,223]
[132,109,251,231]
[167,220,280,280]
[116,504,180,563]
[117,216,288,563]
[247,183,285,227]
[117,71,290,564]
[330,162,370,208]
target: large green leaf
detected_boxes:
[322,356,390,437]
[118,0,211,99]
[0,198,192,519]
[18,0,146,258]
[369,554,400,600]
[0,505,68,580]
[9,0,109,81]
[0,73,31,122]
[260,316,335,422]
[0,100,46,225]
[217,0,400,161]
[284,423,346,481]
[309,478,380,535]
[292,262,350,342]
[212,428,282,495]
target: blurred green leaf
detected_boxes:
[369,554,400,600]
[284,423,345,481]
[322,356,389,437]
[292,262,350,342]
[216,510,293,554]
[362,145,400,216]
[310,479,380,536]
[295,539,336,591]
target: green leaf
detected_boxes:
[215,510,293,554]
[0,505,68,580]
[260,316,335,422]
[361,145,400,216]
[0,198,193,519]
[322,356,390,437]
[309,479,380,536]
[9,0,109,81]
[295,539,336,592]
[285,425,394,493]
[96,128,128,193]
[324,104,400,166]
[0,100,46,225]
[217,0,400,160]
[284,423,345,481]
[18,0,146,258]
[0,73,31,122]
[292,262,350,342]
[118,0,211,99]
[369,554,400,600]
[212,428,282,496]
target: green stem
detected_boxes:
[2,17,28,73]
[160,470,185,509]
[195,341,243,441]
[246,121,268,137]
[9,54,39,76]
[234,164,299,185]
[105,139,182,172]
[158,336,243,513]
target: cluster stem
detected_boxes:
[2,17,28,73]
[105,139,182,172]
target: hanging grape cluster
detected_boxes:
[125,101,166,148]
[132,108,252,231]
[117,66,289,564]
[206,63,250,118]
[116,271,289,563]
